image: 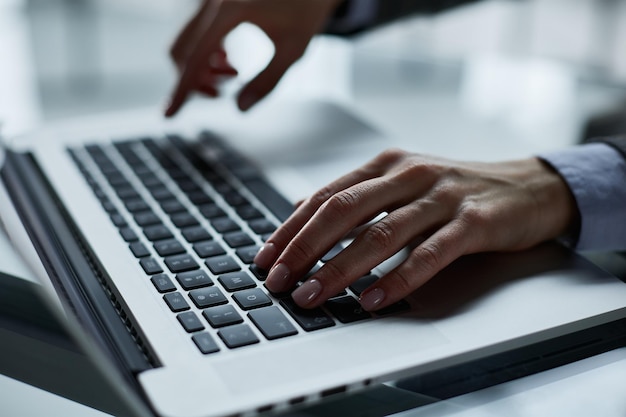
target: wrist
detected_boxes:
[523,157,581,245]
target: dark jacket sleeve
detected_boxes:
[590,136,626,161]
[326,0,482,35]
[375,0,482,25]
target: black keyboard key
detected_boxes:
[153,238,186,257]
[163,292,190,312]
[119,227,138,242]
[248,306,298,340]
[198,203,225,219]
[129,241,150,258]
[375,300,411,316]
[181,226,212,243]
[176,270,213,290]
[151,274,176,293]
[218,271,256,292]
[165,254,199,273]
[325,296,371,323]
[177,311,205,333]
[202,305,243,328]
[105,172,128,187]
[189,286,227,308]
[206,255,240,274]
[125,198,150,213]
[132,165,152,177]
[134,211,161,227]
[211,217,240,233]
[233,288,272,310]
[349,274,379,296]
[170,212,199,228]
[144,224,174,241]
[249,265,268,281]
[248,218,276,235]
[236,245,260,264]
[115,186,140,201]
[218,324,259,349]
[141,176,164,189]
[168,167,187,179]
[223,191,248,206]
[140,258,163,275]
[176,178,198,192]
[280,298,335,331]
[193,240,226,258]
[187,190,213,205]
[237,205,263,220]
[101,199,117,213]
[150,187,175,201]
[223,231,255,248]
[213,181,233,195]
[110,213,127,227]
[192,332,220,354]
[160,199,186,214]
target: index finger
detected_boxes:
[165,4,241,117]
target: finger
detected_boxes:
[237,40,307,111]
[169,0,212,64]
[209,48,238,75]
[165,4,239,117]
[195,84,218,97]
[265,170,437,294]
[359,220,471,311]
[254,156,391,271]
[290,197,453,308]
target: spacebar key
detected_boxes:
[280,299,335,332]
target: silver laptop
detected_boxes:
[1,99,625,417]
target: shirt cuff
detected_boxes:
[325,0,378,34]
[539,143,626,251]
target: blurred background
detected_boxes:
[3,0,626,148]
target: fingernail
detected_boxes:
[238,91,258,111]
[254,242,277,269]
[265,263,290,292]
[292,279,322,307]
[359,288,385,311]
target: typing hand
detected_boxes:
[255,149,579,311]
[165,0,343,117]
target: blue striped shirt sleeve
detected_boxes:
[539,143,626,251]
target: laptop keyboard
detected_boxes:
[67,133,409,355]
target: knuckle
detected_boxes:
[310,186,335,208]
[412,242,444,274]
[458,202,489,230]
[430,181,458,204]
[392,160,431,185]
[286,237,317,265]
[388,268,415,295]
[376,148,407,166]
[363,221,396,251]
[322,189,360,219]
[319,261,351,288]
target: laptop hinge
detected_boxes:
[1,150,154,377]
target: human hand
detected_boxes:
[165,0,343,117]
[255,149,579,311]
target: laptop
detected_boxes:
[1,99,625,417]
